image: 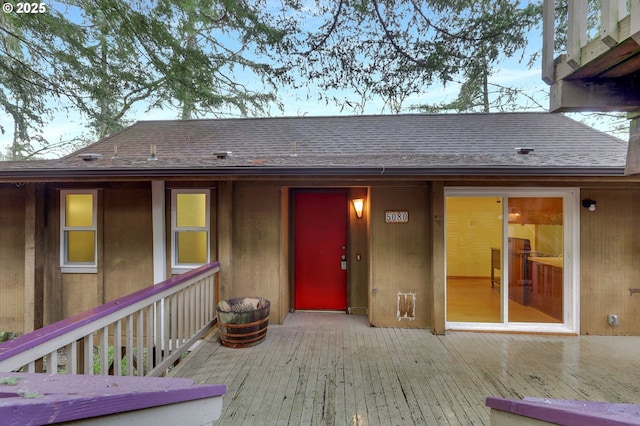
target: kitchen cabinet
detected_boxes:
[529,257,563,321]
[508,238,531,305]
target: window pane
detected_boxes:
[446,197,503,323]
[508,197,563,323]
[176,193,206,227]
[65,194,94,227]
[177,231,207,264]
[66,230,95,263]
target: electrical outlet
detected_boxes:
[607,314,619,326]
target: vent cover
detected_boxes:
[77,153,102,161]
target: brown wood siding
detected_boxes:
[580,188,640,335]
[0,185,25,333]
[61,273,99,318]
[45,183,154,322]
[231,182,283,324]
[369,186,430,328]
[103,184,153,301]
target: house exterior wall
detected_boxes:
[0,185,26,333]
[369,185,431,328]
[46,183,154,321]
[4,177,640,336]
[580,187,640,335]
[103,184,154,301]
[231,182,284,324]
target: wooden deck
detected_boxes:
[170,313,640,425]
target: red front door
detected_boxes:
[294,192,347,310]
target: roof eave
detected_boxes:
[0,166,628,181]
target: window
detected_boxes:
[60,190,98,273]
[444,188,579,334]
[171,189,210,272]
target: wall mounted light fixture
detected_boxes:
[507,208,521,223]
[582,199,597,211]
[352,198,364,219]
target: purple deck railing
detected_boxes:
[0,262,221,377]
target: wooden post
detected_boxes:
[625,114,640,175]
[217,181,233,298]
[542,0,556,84]
[601,0,626,47]
[430,182,446,335]
[24,184,45,333]
[566,0,588,69]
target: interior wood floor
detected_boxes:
[170,313,640,426]
[447,277,559,323]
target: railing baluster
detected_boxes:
[114,320,122,376]
[84,334,94,375]
[190,285,196,338]
[99,326,109,375]
[49,350,58,374]
[69,341,77,375]
[171,293,178,356]
[177,289,184,348]
[202,280,206,324]
[196,280,201,330]
[164,298,171,363]
[126,315,134,376]
[136,310,144,377]
[146,305,154,375]
[203,277,209,323]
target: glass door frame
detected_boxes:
[444,187,580,334]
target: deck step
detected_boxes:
[0,372,226,425]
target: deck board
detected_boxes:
[170,313,640,425]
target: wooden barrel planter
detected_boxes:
[216,297,270,348]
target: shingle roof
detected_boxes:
[0,112,629,178]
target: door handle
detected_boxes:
[340,254,347,270]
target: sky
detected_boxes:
[0,1,628,159]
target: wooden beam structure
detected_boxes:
[544,0,640,112]
[542,0,640,173]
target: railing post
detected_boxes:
[542,0,556,84]
[602,0,626,47]
[566,0,588,69]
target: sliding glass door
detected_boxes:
[445,188,578,333]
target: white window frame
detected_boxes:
[444,187,580,334]
[60,189,98,273]
[171,188,210,274]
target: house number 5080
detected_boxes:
[385,211,409,223]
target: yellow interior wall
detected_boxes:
[446,197,502,277]
[536,225,563,255]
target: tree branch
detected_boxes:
[304,0,344,55]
